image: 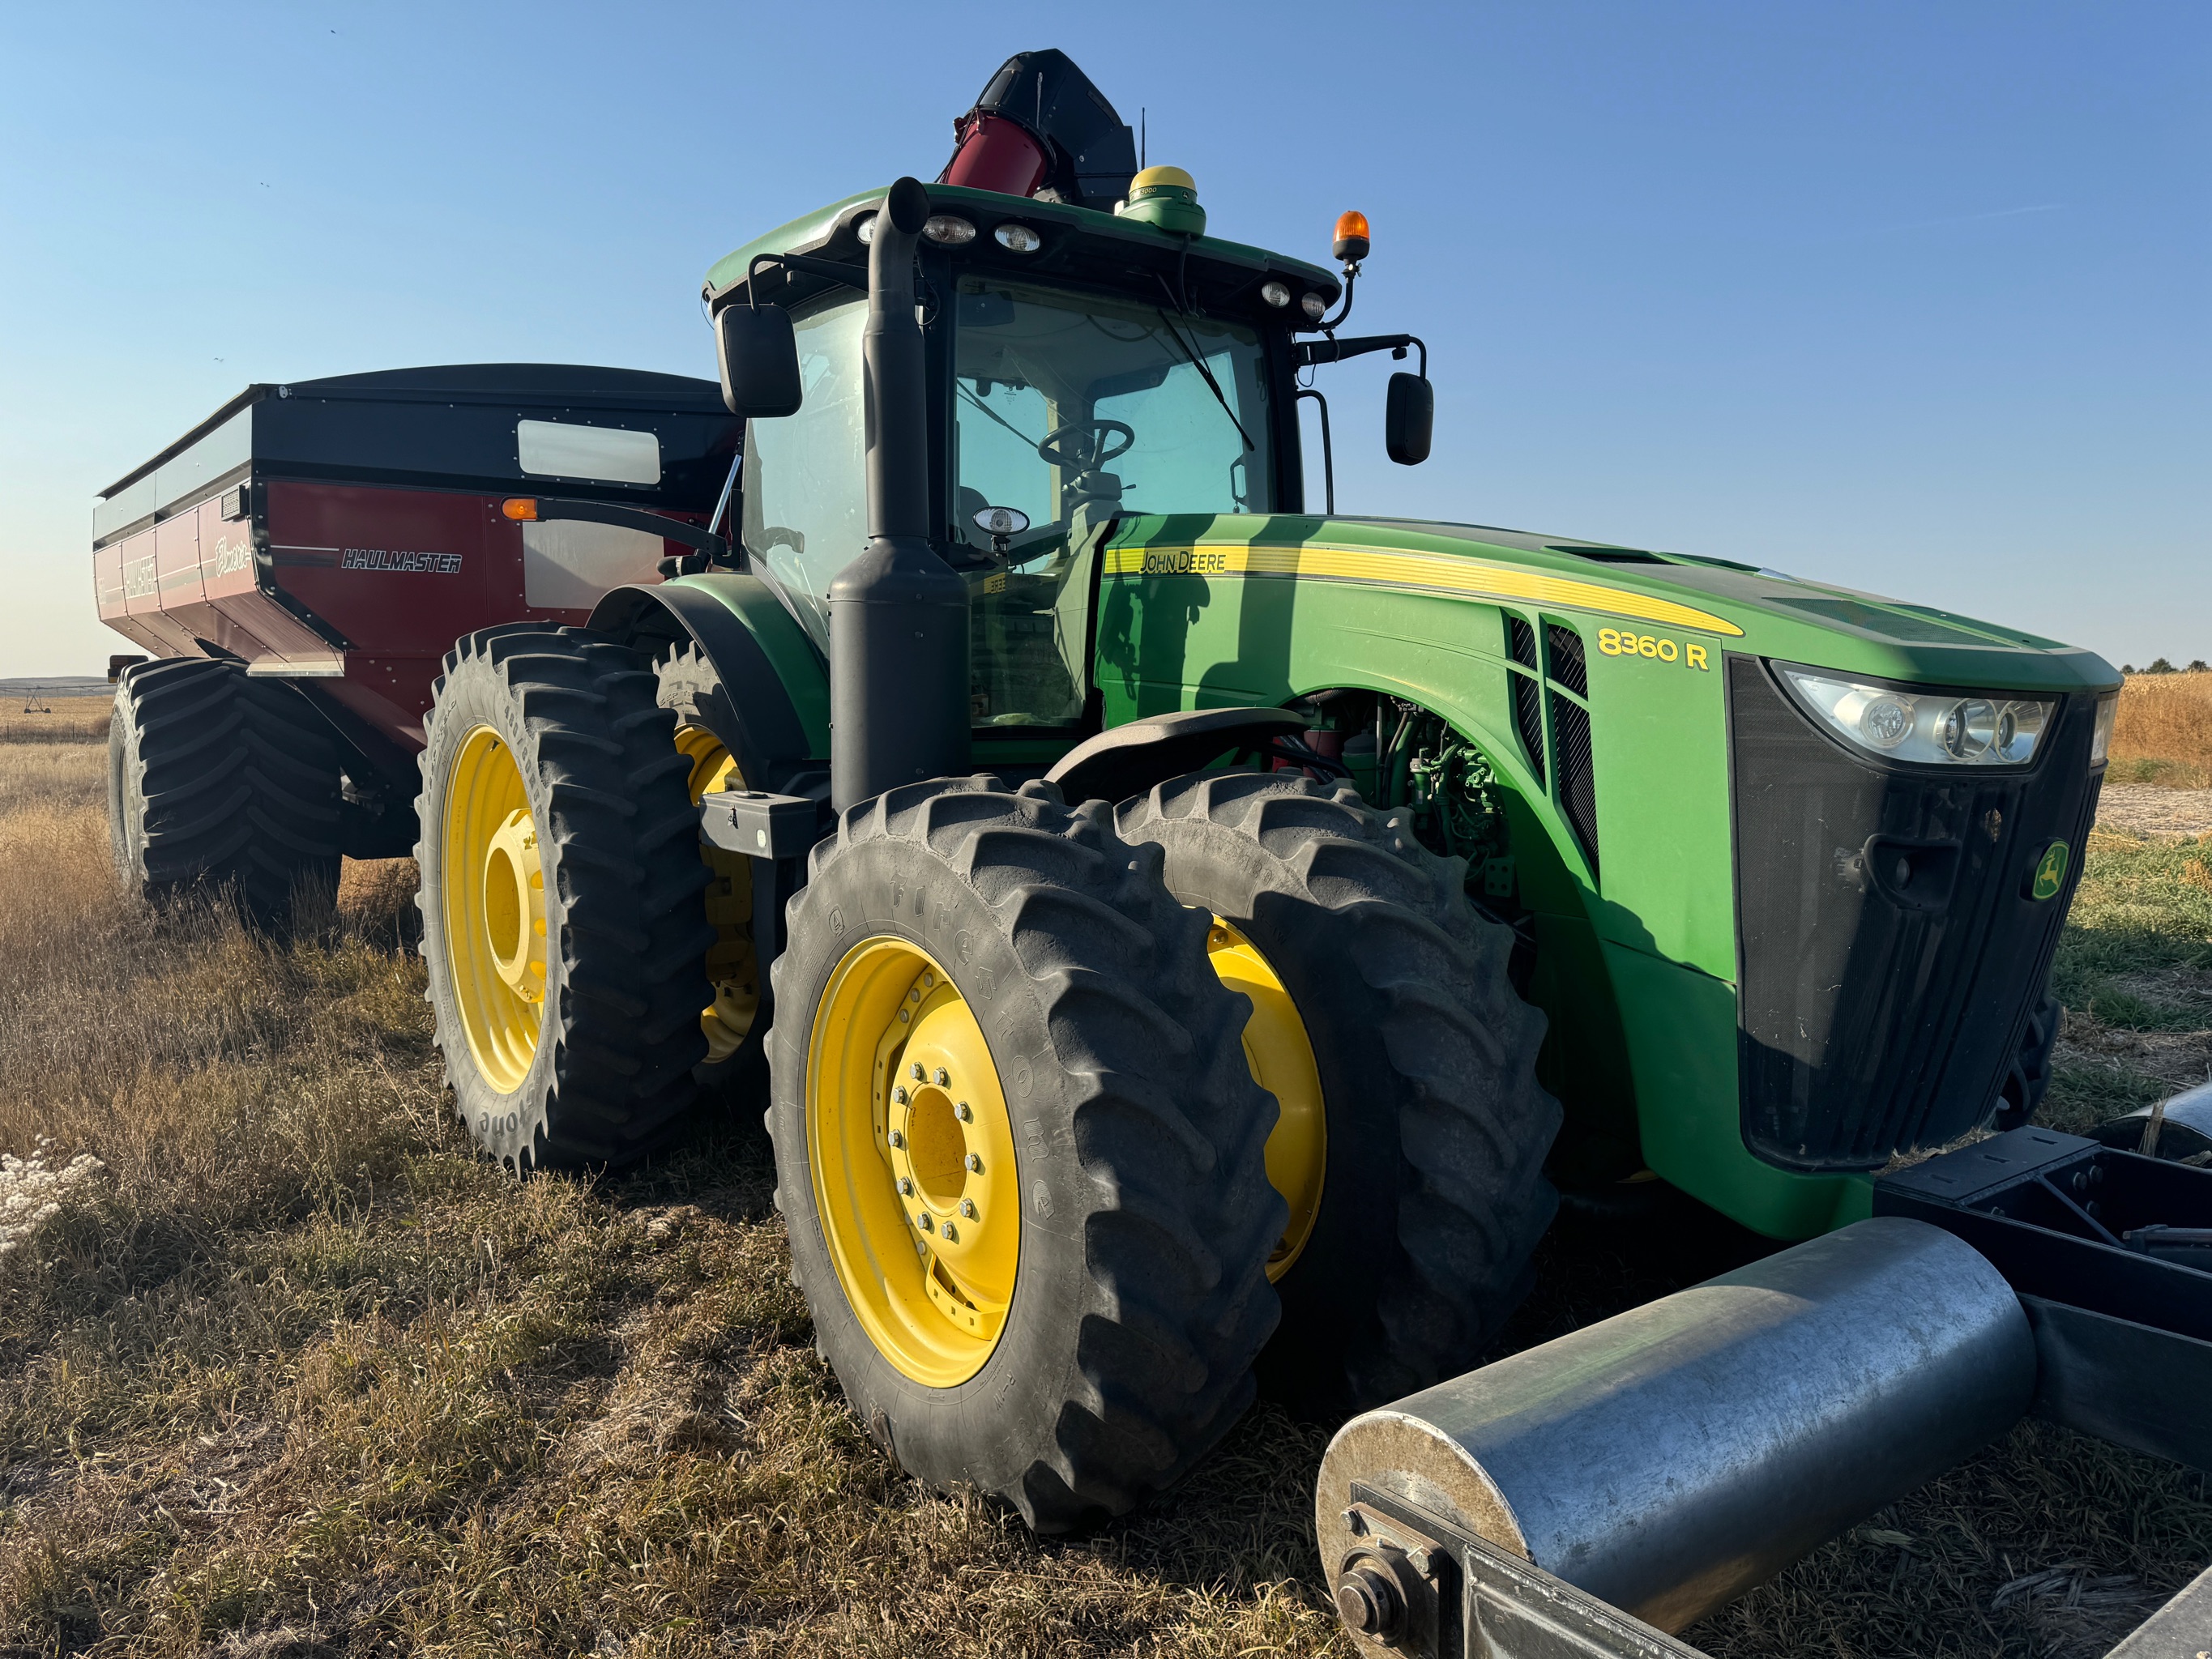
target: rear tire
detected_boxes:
[770,777,1284,1531]
[416,627,715,1171]
[1118,771,1561,1421]
[107,657,341,927]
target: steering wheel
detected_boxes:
[1036,420,1134,472]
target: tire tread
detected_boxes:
[1119,770,1560,1414]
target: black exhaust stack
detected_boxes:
[828,177,971,812]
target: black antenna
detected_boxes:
[1141,108,1147,169]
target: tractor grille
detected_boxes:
[1546,624,1588,697]
[1548,626,1599,874]
[1506,617,1547,788]
[1729,656,2101,1170]
[1552,694,1599,874]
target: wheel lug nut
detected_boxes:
[935,1068,950,1086]
[892,1085,909,1105]
[960,1199,977,1220]
[965,1154,982,1173]
[898,1177,914,1196]
[917,1212,932,1230]
[941,1221,958,1241]
[955,1102,972,1123]
[889,1130,905,1149]
[911,1063,925,1081]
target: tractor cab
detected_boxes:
[705,177,1354,746]
[699,51,1423,761]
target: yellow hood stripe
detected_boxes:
[1103,543,1746,638]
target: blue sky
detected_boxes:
[2,1,2203,676]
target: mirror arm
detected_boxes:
[744,252,870,305]
[1296,333,1427,377]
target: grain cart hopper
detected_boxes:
[97,365,741,917]
[99,50,2124,1534]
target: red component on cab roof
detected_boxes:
[942,112,1049,199]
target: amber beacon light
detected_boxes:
[1333,210,1371,267]
[501,498,540,522]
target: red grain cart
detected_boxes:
[96,365,738,901]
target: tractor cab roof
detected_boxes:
[702,183,1341,330]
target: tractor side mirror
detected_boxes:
[1385,371,1432,466]
[715,305,803,419]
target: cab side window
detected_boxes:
[741,298,867,648]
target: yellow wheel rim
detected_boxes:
[1208,919,1326,1281]
[442,726,549,1094]
[675,724,758,1063]
[808,937,1020,1386]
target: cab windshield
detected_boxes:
[952,279,1273,727]
[739,276,1275,730]
[950,277,1272,551]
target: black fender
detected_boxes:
[588,578,828,795]
[1044,706,1311,805]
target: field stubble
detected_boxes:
[2109,670,2212,790]
[0,739,2208,1657]
[0,698,111,748]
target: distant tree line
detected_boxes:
[2119,658,2210,674]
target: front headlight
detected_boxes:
[1779,666,2055,767]
[2090,693,2119,766]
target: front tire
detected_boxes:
[416,627,715,1171]
[1119,771,1561,1421]
[770,777,1284,1531]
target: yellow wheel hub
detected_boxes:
[676,724,758,1064]
[482,809,547,998]
[442,726,549,1094]
[1208,919,1326,1281]
[808,937,1019,1387]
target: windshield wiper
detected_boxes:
[1151,281,1255,454]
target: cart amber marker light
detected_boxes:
[501,498,540,522]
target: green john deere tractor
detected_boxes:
[410,52,2120,1531]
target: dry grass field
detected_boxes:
[2,735,2209,1657]
[2110,670,2212,789]
[0,697,111,748]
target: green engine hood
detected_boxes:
[1116,514,2120,696]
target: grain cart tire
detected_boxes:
[416,627,715,1172]
[769,776,1285,1532]
[655,643,767,1096]
[108,657,341,927]
[1118,770,1561,1422]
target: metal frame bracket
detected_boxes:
[700,788,818,860]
